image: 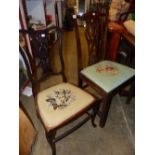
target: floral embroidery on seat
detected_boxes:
[96,65,120,75]
[46,89,75,110]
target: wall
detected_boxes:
[26,0,46,24]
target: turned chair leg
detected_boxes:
[46,131,57,155]
[91,101,100,127]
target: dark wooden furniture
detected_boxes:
[74,10,135,128]
[107,22,126,61]
[19,26,67,95]
[107,0,135,64]
[74,8,109,87]
[118,11,135,67]
[19,26,99,155]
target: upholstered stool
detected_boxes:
[80,60,135,127]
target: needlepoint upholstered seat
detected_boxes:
[37,82,95,131]
[81,60,135,93]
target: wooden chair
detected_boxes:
[19,102,37,155]
[19,26,99,155]
[74,9,135,127]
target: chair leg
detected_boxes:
[91,101,100,127]
[46,131,57,155]
[78,78,83,88]
[126,82,135,104]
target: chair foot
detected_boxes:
[91,101,100,127]
[91,120,97,127]
[126,82,135,104]
[78,78,83,88]
[46,131,57,155]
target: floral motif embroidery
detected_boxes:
[96,65,120,75]
[46,89,75,110]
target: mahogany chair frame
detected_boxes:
[19,26,100,155]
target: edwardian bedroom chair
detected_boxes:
[73,4,135,127]
[19,26,99,155]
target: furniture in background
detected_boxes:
[107,22,126,61]
[19,26,99,155]
[19,102,37,155]
[107,0,135,65]
[74,8,135,127]
[118,6,135,67]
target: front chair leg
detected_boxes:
[91,101,100,127]
[46,131,57,155]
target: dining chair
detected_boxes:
[19,26,99,155]
[73,9,135,127]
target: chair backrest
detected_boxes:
[89,1,111,14]
[83,11,109,65]
[19,26,67,93]
[74,4,110,80]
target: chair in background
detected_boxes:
[73,6,135,127]
[19,26,99,155]
[19,102,37,155]
[118,4,135,67]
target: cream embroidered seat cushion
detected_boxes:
[81,60,135,93]
[37,83,95,131]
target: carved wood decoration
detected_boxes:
[20,28,51,74]
[19,26,66,95]
[30,29,50,73]
[82,4,110,66]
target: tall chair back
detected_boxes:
[73,3,110,86]
[19,26,67,95]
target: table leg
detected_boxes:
[99,95,113,127]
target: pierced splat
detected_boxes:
[83,11,108,65]
[28,29,51,74]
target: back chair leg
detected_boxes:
[78,75,83,88]
[46,131,57,155]
[91,101,100,127]
[126,82,135,104]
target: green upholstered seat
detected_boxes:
[81,60,135,93]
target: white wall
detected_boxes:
[26,0,46,24]
[46,0,56,25]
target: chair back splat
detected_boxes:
[73,2,110,86]
[19,26,67,95]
